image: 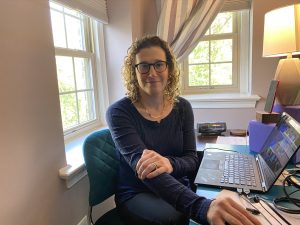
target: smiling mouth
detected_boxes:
[146,80,160,83]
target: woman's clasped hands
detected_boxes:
[136,149,173,180]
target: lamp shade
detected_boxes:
[263,4,300,57]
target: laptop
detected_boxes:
[195,112,300,193]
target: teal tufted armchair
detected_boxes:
[83,128,125,225]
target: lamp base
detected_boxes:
[274,57,300,105]
[256,111,280,124]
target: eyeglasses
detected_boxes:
[135,61,168,74]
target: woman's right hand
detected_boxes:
[207,196,262,225]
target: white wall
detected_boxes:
[131,0,158,40]
[105,0,158,104]
[0,0,137,224]
[251,0,300,108]
[104,0,132,104]
[0,1,91,224]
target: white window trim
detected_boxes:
[92,22,110,127]
[59,132,91,189]
[181,10,259,108]
[62,22,109,141]
[182,12,239,94]
[55,48,103,138]
[50,3,106,141]
[59,23,109,188]
[59,126,108,188]
[183,93,260,109]
[52,0,108,24]
[239,10,251,94]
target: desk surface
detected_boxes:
[195,141,300,224]
[196,180,289,202]
[195,131,228,150]
[195,130,247,150]
[197,186,300,225]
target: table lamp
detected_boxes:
[263,4,300,106]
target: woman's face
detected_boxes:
[135,46,169,97]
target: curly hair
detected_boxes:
[122,35,180,103]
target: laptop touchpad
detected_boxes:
[201,159,220,170]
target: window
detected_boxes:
[182,10,250,95]
[50,1,102,136]
[51,0,109,187]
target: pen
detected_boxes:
[261,198,291,225]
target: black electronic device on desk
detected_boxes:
[197,122,227,136]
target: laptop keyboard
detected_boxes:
[220,154,257,187]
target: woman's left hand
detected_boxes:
[136,149,173,180]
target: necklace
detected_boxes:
[140,100,165,119]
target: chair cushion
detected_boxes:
[83,129,120,206]
[94,208,125,225]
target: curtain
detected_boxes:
[157,0,225,62]
[52,0,108,23]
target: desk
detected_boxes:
[197,185,299,225]
[196,130,248,150]
[195,142,300,224]
[195,130,231,151]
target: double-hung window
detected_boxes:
[182,10,250,96]
[50,1,102,137]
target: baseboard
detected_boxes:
[77,215,88,225]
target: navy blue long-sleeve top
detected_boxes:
[106,97,212,224]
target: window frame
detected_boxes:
[50,2,104,140]
[181,10,250,95]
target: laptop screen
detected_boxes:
[259,113,300,179]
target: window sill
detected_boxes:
[183,93,261,109]
[59,127,107,188]
[59,163,87,189]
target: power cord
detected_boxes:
[241,194,292,225]
[273,170,300,214]
[258,196,291,225]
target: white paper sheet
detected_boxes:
[216,136,249,145]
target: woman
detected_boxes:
[106,36,261,225]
